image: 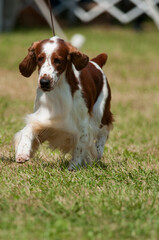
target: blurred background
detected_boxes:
[1,0,159,33]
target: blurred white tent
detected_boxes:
[33,0,67,39]
[0,0,67,37]
[0,0,159,32]
[54,0,159,29]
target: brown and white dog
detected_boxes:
[14,36,113,170]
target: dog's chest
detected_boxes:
[34,78,72,116]
[33,78,88,132]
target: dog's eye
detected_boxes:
[38,57,44,63]
[54,58,61,64]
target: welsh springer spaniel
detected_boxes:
[15,36,113,170]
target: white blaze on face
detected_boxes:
[38,37,60,88]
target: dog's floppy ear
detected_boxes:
[19,41,40,77]
[67,43,89,71]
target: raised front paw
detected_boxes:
[16,154,30,163]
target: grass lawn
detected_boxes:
[0,25,159,240]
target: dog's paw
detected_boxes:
[68,163,81,171]
[68,165,76,171]
[16,154,30,163]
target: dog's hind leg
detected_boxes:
[15,124,39,163]
[96,126,110,160]
[68,125,89,171]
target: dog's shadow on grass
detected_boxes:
[41,159,70,171]
[42,160,108,171]
[41,159,124,171]
[0,154,15,163]
[60,159,109,171]
[0,153,109,171]
[95,161,109,170]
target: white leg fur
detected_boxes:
[15,125,34,163]
[68,125,88,170]
[96,127,109,160]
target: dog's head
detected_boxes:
[19,36,89,92]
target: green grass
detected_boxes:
[0,26,159,240]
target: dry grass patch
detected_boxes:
[0,69,37,101]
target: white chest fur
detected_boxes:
[27,74,88,137]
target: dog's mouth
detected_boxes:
[41,87,52,92]
[40,85,56,92]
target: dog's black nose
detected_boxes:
[40,78,50,89]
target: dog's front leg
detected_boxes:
[68,130,88,171]
[15,124,36,163]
